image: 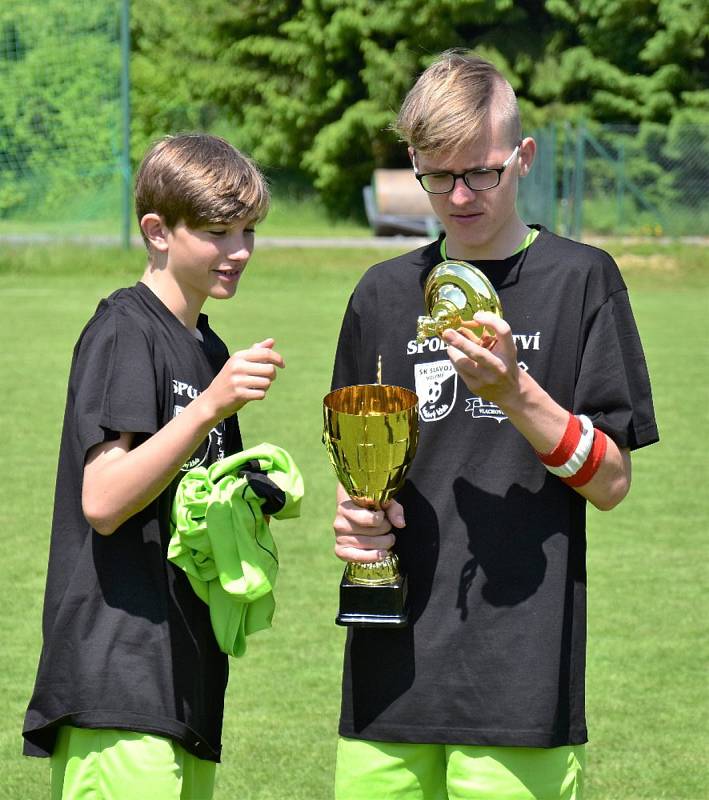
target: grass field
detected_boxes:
[0,240,706,799]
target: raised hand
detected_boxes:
[202,337,285,420]
[442,312,520,406]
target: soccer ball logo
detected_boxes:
[425,380,443,405]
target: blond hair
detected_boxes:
[395,50,521,154]
[135,133,270,246]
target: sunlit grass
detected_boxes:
[0,242,706,799]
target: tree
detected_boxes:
[131,0,708,216]
[534,0,708,124]
[0,0,121,217]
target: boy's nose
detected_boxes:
[226,235,252,260]
[450,177,477,204]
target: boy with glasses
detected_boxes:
[330,50,658,799]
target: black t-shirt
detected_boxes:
[331,227,658,747]
[23,282,242,762]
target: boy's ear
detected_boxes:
[140,213,169,252]
[518,137,536,177]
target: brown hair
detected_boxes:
[134,133,270,245]
[395,50,521,154]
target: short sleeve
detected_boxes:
[573,288,658,450]
[331,294,362,390]
[70,308,160,457]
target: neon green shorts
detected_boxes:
[50,726,216,800]
[335,737,585,800]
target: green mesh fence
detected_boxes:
[578,123,709,238]
[0,0,127,238]
[526,122,709,240]
[517,127,557,234]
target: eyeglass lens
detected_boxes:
[420,171,501,193]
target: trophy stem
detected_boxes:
[417,304,461,343]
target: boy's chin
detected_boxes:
[210,282,240,298]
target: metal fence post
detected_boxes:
[548,123,558,234]
[120,0,131,249]
[561,123,573,237]
[572,122,586,240]
[616,138,625,230]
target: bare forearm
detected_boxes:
[83,394,218,534]
[84,339,285,535]
[443,321,632,510]
[498,370,631,510]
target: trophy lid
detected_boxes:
[417,259,502,343]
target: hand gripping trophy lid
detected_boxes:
[322,260,503,627]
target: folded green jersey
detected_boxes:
[169,443,304,657]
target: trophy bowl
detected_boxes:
[323,383,419,627]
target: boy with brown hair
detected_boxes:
[23,133,284,799]
[330,51,658,799]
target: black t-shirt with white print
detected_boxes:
[331,226,658,748]
[23,281,242,762]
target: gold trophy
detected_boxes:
[417,259,503,344]
[323,380,419,627]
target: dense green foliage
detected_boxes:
[131,0,708,214]
[1,0,706,225]
[0,0,121,217]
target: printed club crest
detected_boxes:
[415,360,457,422]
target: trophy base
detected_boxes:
[335,572,409,628]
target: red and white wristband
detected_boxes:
[536,412,608,487]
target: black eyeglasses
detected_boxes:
[413,144,521,194]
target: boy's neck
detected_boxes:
[140,264,203,334]
[444,215,532,261]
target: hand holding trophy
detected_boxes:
[323,378,419,627]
